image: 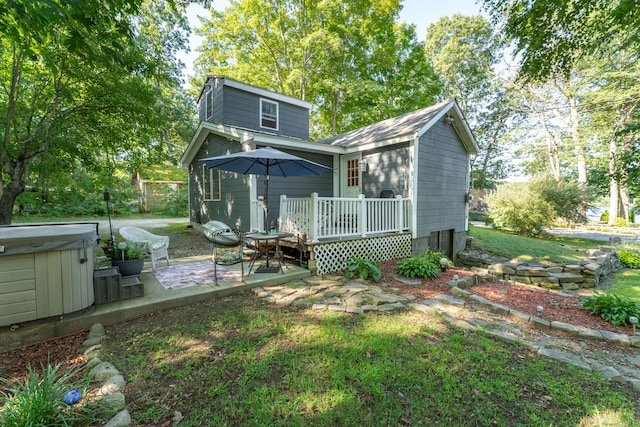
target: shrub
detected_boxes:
[530,176,593,224]
[396,251,447,280]
[484,182,553,236]
[600,210,609,222]
[580,292,640,326]
[612,217,629,227]
[343,257,381,282]
[618,245,640,269]
[0,361,97,426]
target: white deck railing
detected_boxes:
[279,193,411,242]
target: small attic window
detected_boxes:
[260,98,278,130]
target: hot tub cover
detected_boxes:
[0,223,98,256]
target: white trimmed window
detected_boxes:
[260,98,278,130]
[203,165,220,201]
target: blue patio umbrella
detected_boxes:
[201,146,331,228]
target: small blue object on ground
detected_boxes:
[63,389,82,405]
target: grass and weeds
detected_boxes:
[469,225,604,264]
[0,361,98,426]
[103,296,640,427]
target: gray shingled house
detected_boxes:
[179,76,478,274]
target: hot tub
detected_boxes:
[0,223,98,327]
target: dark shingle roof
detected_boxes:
[316,100,453,148]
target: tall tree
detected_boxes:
[480,0,640,81]
[192,0,441,138]
[0,0,195,224]
[424,14,511,189]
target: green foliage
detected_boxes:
[530,176,593,224]
[600,210,609,222]
[396,251,448,280]
[484,181,553,236]
[108,240,145,260]
[160,185,188,217]
[0,361,96,427]
[580,291,640,327]
[480,0,639,80]
[613,217,629,227]
[194,0,442,138]
[343,257,381,282]
[396,257,440,280]
[485,177,595,236]
[619,245,640,269]
[0,0,195,224]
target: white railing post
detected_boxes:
[310,192,319,242]
[279,195,287,232]
[359,194,366,237]
[396,195,403,232]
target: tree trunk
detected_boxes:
[608,136,618,226]
[0,185,23,225]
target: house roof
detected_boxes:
[178,121,341,168]
[316,99,479,155]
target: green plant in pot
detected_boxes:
[108,240,145,277]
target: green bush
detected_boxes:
[612,217,629,227]
[600,210,609,222]
[619,245,640,269]
[530,176,592,225]
[484,182,553,236]
[0,361,97,426]
[396,251,448,280]
[580,291,640,326]
[343,257,381,282]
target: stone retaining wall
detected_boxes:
[456,245,622,291]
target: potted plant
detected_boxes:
[107,240,145,277]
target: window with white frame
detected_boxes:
[203,165,220,201]
[260,98,278,130]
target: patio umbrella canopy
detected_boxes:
[201,146,331,229]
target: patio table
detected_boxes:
[245,232,293,274]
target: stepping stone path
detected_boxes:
[252,274,640,391]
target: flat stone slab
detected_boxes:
[389,274,421,286]
[551,272,585,283]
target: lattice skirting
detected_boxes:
[314,233,412,275]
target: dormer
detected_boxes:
[197,76,312,140]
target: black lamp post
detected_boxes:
[103,188,114,246]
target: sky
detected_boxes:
[181,0,486,87]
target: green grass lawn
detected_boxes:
[608,269,640,301]
[469,225,607,264]
[103,296,639,426]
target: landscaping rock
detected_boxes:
[89,362,120,382]
[99,392,126,418]
[104,410,131,427]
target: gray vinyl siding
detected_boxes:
[197,81,224,123]
[361,143,411,198]
[255,147,333,227]
[222,87,310,139]
[415,118,468,237]
[188,135,252,229]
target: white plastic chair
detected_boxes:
[118,226,170,270]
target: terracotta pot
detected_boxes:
[111,258,144,277]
